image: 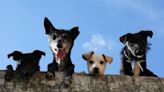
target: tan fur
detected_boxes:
[133,63,141,76]
[82,51,113,75]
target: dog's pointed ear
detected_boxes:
[44,17,56,34]
[82,51,94,61]
[120,33,132,44]
[70,26,80,40]
[140,30,153,38]
[102,54,113,64]
[8,51,22,61]
[33,50,46,58]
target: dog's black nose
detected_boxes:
[93,68,99,74]
[57,44,62,48]
[57,40,62,48]
[135,49,144,55]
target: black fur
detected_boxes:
[120,30,157,77]
[6,50,45,80]
[44,17,79,77]
[5,65,14,81]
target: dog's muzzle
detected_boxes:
[135,49,144,56]
[93,67,99,74]
[126,42,144,58]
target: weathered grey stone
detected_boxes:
[0,71,163,92]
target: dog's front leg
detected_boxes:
[120,57,133,76]
[47,62,58,78]
[133,62,141,76]
[134,61,146,76]
[65,64,75,77]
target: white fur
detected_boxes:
[89,64,97,72]
[16,60,21,66]
[48,36,58,54]
[48,36,61,65]
[56,58,60,65]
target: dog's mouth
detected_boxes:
[55,48,66,61]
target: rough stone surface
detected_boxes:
[0,71,163,92]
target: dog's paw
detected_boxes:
[120,70,124,75]
[46,72,55,79]
[79,71,86,74]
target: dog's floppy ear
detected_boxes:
[139,30,153,38]
[8,51,22,61]
[33,50,46,58]
[102,54,113,64]
[70,26,80,40]
[82,51,94,61]
[44,17,56,34]
[120,33,132,44]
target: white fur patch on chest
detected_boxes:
[56,58,61,65]
[16,60,21,66]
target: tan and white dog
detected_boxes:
[82,51,113,75]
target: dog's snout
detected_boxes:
[57,40,62,48]
[93,67,99,74]
[135,49,144,55]
[57,44,62,48]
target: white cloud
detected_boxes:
[82,34,115,52]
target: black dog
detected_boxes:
[5,50,45,80]
[120,30,157,77]
[44,17,79,77]
[5,65,14,81]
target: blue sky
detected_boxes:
[0,0,164,77]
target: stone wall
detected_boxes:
[0,71,163,92]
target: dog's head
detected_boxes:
[82,51,113,75]
[8,50,45,77]
[120,30,153,58]
[44,17,79,63]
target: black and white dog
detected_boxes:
[5,50,45,80]
[120,30,157,77]
[43,17,79,77]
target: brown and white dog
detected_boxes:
[43,17,80,77]
[82,51,113,75]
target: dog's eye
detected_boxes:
[89,61,93,64]
[53,35,56,40]
[100,61,104,65]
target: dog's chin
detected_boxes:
[90,71,100,75]
[90,72,99,76]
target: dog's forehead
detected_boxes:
[128,33,146,41]
[20,53,38,60]
[50,29,70,35]
[91,55,104,61]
